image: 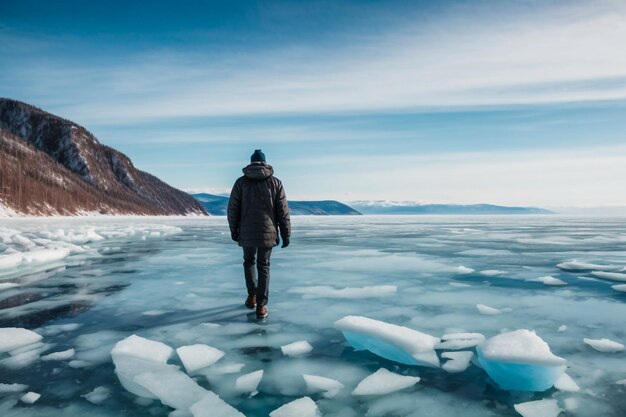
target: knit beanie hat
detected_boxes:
[251,149,266,163]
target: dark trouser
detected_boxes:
[242,246,272,307]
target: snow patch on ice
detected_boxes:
[20,391,41,404]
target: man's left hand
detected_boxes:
[281,237,290,248]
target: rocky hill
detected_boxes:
[0,99,207,216]
[193,193,361,215]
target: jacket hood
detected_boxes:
[243,162,274,180]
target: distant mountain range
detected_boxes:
[193,193,362,215]
[0,99,207,216]
[349,201,553,215]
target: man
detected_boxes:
[227,149,291,319]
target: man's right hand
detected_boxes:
[231,231,239,242]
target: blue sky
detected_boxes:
[2,0,626,206]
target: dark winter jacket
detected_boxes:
[227,162,291,248]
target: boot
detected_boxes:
[256,305,268,319]
[245,293,256,309]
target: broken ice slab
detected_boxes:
[477,329,566,392]
[334,316,440,367]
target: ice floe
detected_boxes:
[514,399,561,417]
[82,386,111,404]
[476,304,501,315]
[235,370,263,394]
[41,348,75,361]
[176,344,225,373]
[303,374,345,398]
[270,396,319,417]
[441,351,474,373]
[0,327,42,352]
[583,338,625,353]
[534,276,567,286]
[352,368,420,395]
[591,271,626,282]
[480,269,506,276]
[281,341,313,357]
[0,383,28,393]
[20,391,41,404]
[289,285,397,299]
[477,330,567,391]
[436,332,485,350]
[557,260,621,271]
[335,315,440,367]
[189,392,245,417]
[554,372,580,392]
[612,284,626,292]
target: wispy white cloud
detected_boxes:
[275,145,626,206]
[5,1,626,124]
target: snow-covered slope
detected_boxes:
[0,98,207,216]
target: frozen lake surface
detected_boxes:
[1,216,625,417]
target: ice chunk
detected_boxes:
[335,316,440,367]
[40,323,81,336]
[554,373,580,392]
[477,330,567,391]
[557,260,621,271]
[270,397,319,417]
[41,348,75,361]
[480,269,506,276]
[616,379,626,385]
[176,344,225,373]
[111,335,178,399]
[583,338,625,352]
[612,284,626,292]
[436,333,485,350]
[352,368,420,395]
[289,285,397,299]
[111,335,173,363]
[0,383,28,393]
[133,371,209,410]
[20,392,41,404]
[190,392,245,417]
[0,282,19,291]
[303,374,345,398]
[563,397,578,412]
[235,370,263,394]
[0,252,23,269]
[441,351,474,373]
[535,276,567,286]
[82,386,111,404]
[455,265,475,274]
[23,248,70,264]
[558,325,567,332]
[514,399,561,417]
[476,304,501,315]
[591,271,626,282]
[0,328,42,353]
[281,341,313,357]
